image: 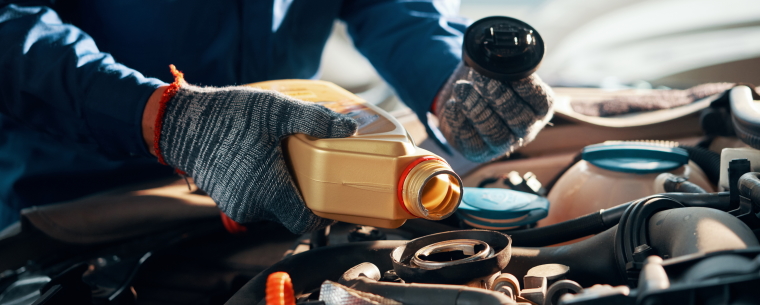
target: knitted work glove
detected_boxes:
[154,67,358,233]
[436,63,554,163]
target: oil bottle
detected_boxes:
[247,80,462,228]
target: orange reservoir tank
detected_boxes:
[246,80,463,228]
[542,142,712,227]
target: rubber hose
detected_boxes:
[678,145,721,186]
[602,193,731,229]
[231,207,757,304]
[738,172,760,206]
[663,192,731,210]
[648,207,758,258]
[403,193,729,247]
[731,116,760,149]
[404,214,612,248]
[511,207,757,287]
[508,193,729,247]
[506,227,623,287]
[508,211,607,247]
[614,195,684,286]
[667,180,707,193]
[733,115,760,150]
[662,174,707,193]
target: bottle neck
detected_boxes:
[401,159,463,220]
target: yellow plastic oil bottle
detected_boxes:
[247,80,462,228]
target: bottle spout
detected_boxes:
[399,157,463,220]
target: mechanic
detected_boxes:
[0,1,554,233]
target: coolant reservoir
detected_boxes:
[541,142,712,226]
[246,80,463,228]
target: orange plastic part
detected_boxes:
[220,212,247,234]
[266,272,296,305]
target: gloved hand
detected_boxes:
[435,63,554,162]
[154,68,358,233]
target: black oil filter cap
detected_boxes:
[463,16,544,81]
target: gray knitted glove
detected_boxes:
[158,84,358,233]
[436,63,554,162]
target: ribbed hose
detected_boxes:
[678,145,721,186]
[234,207,757,302]
[732,116,760,150]
[265,272,295,305]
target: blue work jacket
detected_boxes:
[0,0,467,229]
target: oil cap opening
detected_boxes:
[399,157,463,220]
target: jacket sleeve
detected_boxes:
[0,4,166,158]
[339,0,468,122]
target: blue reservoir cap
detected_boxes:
[457,187,549,228]
[582,143,688,174]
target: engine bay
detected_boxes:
[3,80,760,305]
[2,2,760,304]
